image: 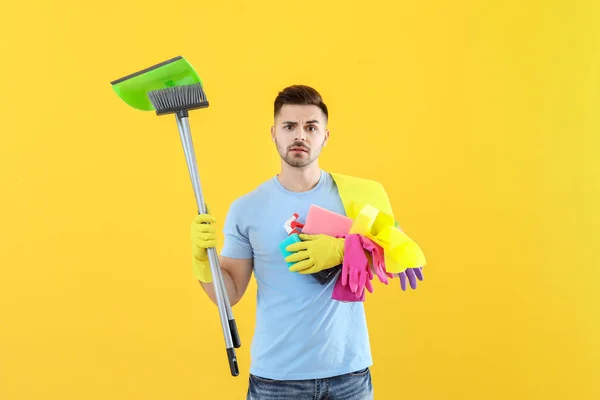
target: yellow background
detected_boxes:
[1,1,599,399]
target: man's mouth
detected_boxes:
[289,147,308,152]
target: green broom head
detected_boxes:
[110,56,206,113]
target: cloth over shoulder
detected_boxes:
[329,172,426,272]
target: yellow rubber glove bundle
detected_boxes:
[285,234,345,274]
[348,203,426,273]
[190,213,218,283]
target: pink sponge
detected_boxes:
[302,205,353,237]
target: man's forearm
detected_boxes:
[199,259,240,307]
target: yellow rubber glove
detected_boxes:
[349,204,426,273]
[285,234,345,274]
[190,213,218,283]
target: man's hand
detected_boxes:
[191,213,218,283]
[285,234,344,274]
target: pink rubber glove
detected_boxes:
[340,234,374,298]
[332,234,363,302]
[360,236,393,285]
[331,235,365,302]
[332,272,367,302]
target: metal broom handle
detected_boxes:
[175,112,241,377]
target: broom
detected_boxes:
[110,56,241,377]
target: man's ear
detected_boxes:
[270,125,275,142]
[323,129,330,146]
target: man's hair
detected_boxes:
[274,85,328,121]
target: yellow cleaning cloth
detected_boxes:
[331,173,426,273]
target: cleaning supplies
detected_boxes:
[283,213,301,235]
[360,235,392,285]
[191,213,219,282]
[299,205,362,299]
[279,233,302,267]
[279,209,340,284]
[285,234,345,275]
[111,56,205,112]
[280,203,425,301]
[302,205,354,236]
[332,234,373,301]
[349,203,426,273]
[295,204,417,297]
[397,267,424,291]
[110,56,239,377]
[329,172,427,273]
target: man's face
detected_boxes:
[271,104,329,168]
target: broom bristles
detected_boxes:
[147,83,208,115]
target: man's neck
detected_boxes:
[277,163,322,193]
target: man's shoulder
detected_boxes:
[229,176,276,209]
[328,171,393,217]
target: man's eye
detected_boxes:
[307,125,317,132]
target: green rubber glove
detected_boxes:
[285,234,345,274]
[190,213,218,283]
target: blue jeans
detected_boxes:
[246,367,373,400]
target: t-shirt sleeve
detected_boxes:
[220,199,253,259]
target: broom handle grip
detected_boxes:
[176,113,240,376]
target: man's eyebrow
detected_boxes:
[281,120,320,125]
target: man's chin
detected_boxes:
[284,157,313,168]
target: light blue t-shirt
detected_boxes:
[220,170,372,380]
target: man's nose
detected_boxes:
[294,129,307,141]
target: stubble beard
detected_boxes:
[276,139,324,168]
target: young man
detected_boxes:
[190,85,423,399]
